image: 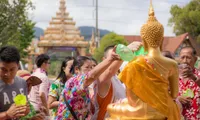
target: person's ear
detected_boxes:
[75,66,80,74]
[62,67,66,72]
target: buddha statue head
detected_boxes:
[140,0,164,51]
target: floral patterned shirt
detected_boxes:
[179,68,200,120]
[55,74,91,120]
[49,80,64,119]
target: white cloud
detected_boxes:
[29,0,190,36]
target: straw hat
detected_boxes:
[16,70,42,86]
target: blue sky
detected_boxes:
[29,0,190,36]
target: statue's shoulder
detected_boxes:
[161,56,178,68]
[164,56,177,64]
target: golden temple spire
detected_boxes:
[59,0,66,24]
[59,0,66,14]
[149,0,155,16]
[38,0,86,47]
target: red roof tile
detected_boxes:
[162,33,188,53]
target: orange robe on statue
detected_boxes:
[118,57,180,120]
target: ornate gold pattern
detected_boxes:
[140,0,164,50]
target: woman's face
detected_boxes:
[64,60,74,77]
[80,60,92,74]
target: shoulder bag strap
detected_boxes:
[63,94,79,120]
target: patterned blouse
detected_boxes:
[49,80,64,119]
[55,74,91,120]
[179,68,200,120]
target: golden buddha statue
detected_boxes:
[106,1,181,120]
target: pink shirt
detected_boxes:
[28,68,50,111]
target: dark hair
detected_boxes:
[180,46,196,56]
[0,46,20,63]
[57,56,75,84]
[70,56,90,74]
[90,57,98,65]
[104,45,115,57]
[35,54,50,68]
[162,51,174,59]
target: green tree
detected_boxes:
[0,0,35,58]
[168,0,200,42]
[93,32,128,62]
[49,60,61,78]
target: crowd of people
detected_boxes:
[0,43,199,120]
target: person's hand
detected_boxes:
[6,104,27,119]
[178,96,192,105]
[107,46,121,61]
[127,41,142,52]
[24,102,30,116]
[40,106,49,116]
[31,113,45,120]
[180,65,197,81]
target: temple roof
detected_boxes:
[38,40,88,47]
[38,0,88,47]
[124,33,200,56]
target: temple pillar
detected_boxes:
[77,47,86,56]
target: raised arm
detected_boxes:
[84,47,120,87]
[99,42,142,84]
